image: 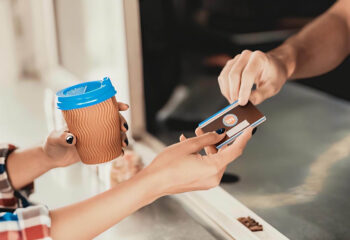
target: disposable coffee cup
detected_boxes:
[56,77,122,164]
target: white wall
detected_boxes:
[0,0,19,84]
[54,0,132,122]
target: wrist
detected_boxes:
[135,166,168,202]
[6,146,53,190]
[38,146,57,171]
[267,42,297,79]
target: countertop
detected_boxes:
[221,83,350,240]
[2,80,350,240]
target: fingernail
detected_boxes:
[123,122,129,130]
[66,135,74,144]
[252,127,257,135]
[124,138,129,146]
[216,128,225,134]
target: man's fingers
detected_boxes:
[180,132,226,154]
[238,52,264,106]
[249,84,277,105]
[218,56,239,102]
[228,50,251,102]
[229,50,251,103]
[216,127,253,167]
[118,102,129,111]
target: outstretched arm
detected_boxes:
[273,0,350,80]
[218,0,350,105]
[50,129,253,239]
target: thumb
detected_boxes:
[216,127,253,168]
[249,84,274,105]
[58,131,76,147]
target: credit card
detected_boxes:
[198,100,266,149]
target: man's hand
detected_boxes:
[218,50,289,106]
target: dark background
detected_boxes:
[138,0,348,137]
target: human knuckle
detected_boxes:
[242,49,252,55]
[229,71,240,81]
[253,50,264,58]
[234,54,241,60]
[218,75,225,84]
[191,142,201,150]
[208,132,218,141]
[227,59,235,64]
[242,69,253,79]
[225,59,234,67]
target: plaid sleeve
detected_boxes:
[0,205,51,240]
[0,144,19,209]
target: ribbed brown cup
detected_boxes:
[62,97,122,164]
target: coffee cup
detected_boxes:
[56,77,122,164]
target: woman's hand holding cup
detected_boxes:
[43,102,129,169]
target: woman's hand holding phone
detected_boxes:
[143,127,253,196]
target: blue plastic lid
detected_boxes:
[56,77,117,110]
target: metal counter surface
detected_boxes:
[221,83,350,240]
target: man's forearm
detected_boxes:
[6,146,52,189]
[269,1,350,80]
